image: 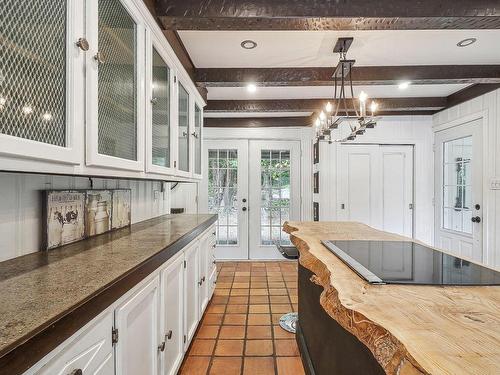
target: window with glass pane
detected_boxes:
[178,83,189,172]
[98,0,137,160]
[0,0,66,146]
[442,136,472,234]
[208,150,238,245]
[194,104,202,175]
[260,150,291,245]
[151,47,170,168]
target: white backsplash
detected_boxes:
[0,173,175,262]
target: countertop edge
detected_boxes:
[283,222,428,375]
[0,214,217,375]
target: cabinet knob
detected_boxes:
[150,97,158,105]
[471,216,481,223]
[166,330,173,340]
[69,370,83,375]
[75,38,89,51]
[191,132,199,138]
[93,51,105,64]
[158,341,166,352]
[212,244,216,248]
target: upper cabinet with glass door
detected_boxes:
[0,0,84,165]
[146,31,174,175]
[192,101,203,179]
[177,81,191,177]
[86,0,145,172]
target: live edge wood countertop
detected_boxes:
[283,221,500,375]
[0,213,217,374]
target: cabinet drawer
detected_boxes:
[36,310,114,375]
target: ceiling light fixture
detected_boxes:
[457,38,477,47]
[398,81,411,90]
[314,37,378,143]
[241,40,257,50]
[246,83,257,93]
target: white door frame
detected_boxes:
[434,119,483,262]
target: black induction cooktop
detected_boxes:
[321,240,500,286]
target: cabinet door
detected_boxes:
[86,0,145,171]
[37,311,114,375]
[176,81,191,177]
[115,276,160,375]
[146,30,175,175]
[184,242,200,348]
[0,0,83,165]
[160,253,184,375]
[192,102,203,179]
[198,233,209,316]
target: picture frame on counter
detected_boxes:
[43,189,132,250]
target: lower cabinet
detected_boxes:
[160,252,185,375]
[115,277,160,375]
[27,224,216,375]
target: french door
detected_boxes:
[204,140,301,260]
[434,119,483,262]
[337,144,414,237]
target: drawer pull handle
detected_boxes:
[166,330,173,340]
[158,341,166,352]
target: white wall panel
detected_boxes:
[0,173,171,262]
[433,88,500,268]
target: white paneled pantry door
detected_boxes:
[203,140,300,260]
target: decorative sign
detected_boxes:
[43,189,132,250]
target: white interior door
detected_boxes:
[203,140,249,259]
[248,140,301,259]
[337,144,414,237]
[434,119,483,262]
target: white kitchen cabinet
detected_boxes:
[159,252,185,375]
[114,276,160,375]
[198,226,216,315]
[36,310,114,375]
[85,0,146,172]
[184,241,200,348]
[0,0,84,166]
[192,101,203,179]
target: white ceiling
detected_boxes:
[207,84,470,100]
[180,30,500,68]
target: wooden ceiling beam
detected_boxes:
[204,116,315,128]
[196,66,500,87]
[155,0,500,30]
[445,83,500,109]
[205,97,446,113]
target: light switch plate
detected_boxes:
[490,178,500,190]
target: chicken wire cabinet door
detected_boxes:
[85,0,145,172]
[192,102,203,179]
[0,0,84,166]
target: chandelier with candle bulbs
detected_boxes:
[315,37,379,143]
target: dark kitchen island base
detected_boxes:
[297,263,385,375]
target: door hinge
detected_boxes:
[184,260,187,268]
[112,327,119,345]
[183,335,186,344]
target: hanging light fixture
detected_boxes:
[315,37,378,143]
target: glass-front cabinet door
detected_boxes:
[86,0,145,171]
[177,82,191,176]
[146,32,174,175]
[0,0,83,164]
[193,102,203,178]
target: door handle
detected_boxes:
[471,216,481,223]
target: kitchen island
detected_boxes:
[284,221,500,375]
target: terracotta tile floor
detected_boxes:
[179,261,305,375]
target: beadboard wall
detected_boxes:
[433,88,500,268]
[0,173,177,262]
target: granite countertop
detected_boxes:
[0,213,217,368]
[284,221,500,375]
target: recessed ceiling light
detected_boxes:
[457,38,477,47]
[398,81,411,90]
[246,83,257,93]
[241,40,257,50]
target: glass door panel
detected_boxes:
[194,104,202,176]
[0,0,67,146]
[151,47,171,168]
[178,83,190,173]
[97,0,137,161]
